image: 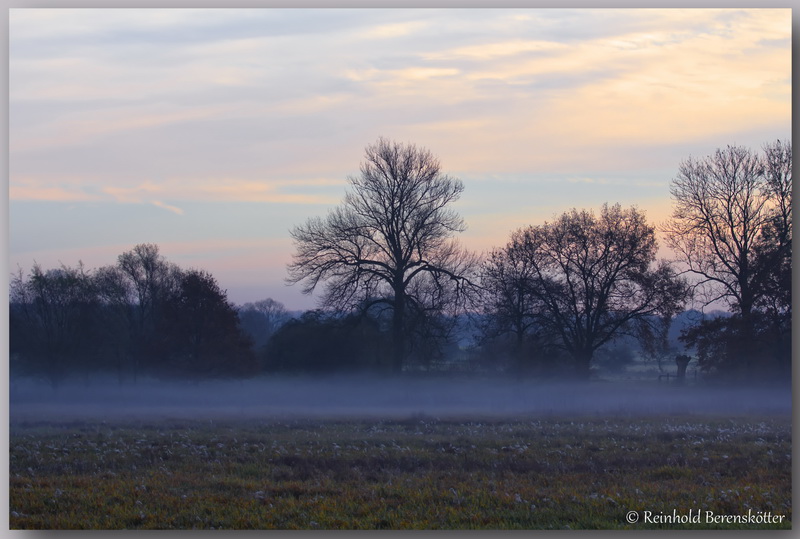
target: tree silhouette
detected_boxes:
[10,246,263,383]
[505,204,688,378]
[9,263,98,389]
[264,310,386,373]
[287,138,476,373]
[92,264,136,383]
[237,298,291,349]
[663,145,770,316]
[157,269,258,379]
[116,243,180,381]
[663,141,792,378]
[753,140,792,319]
[478,240,546,371]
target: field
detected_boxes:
[9,413,791,530]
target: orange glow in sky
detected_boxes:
[9,8,791,308]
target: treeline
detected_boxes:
[285,138,791,383]
[10,245,260,388]
[9,139,791,387]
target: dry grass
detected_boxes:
[9,414,791,529]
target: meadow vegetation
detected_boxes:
[9,414,791,529]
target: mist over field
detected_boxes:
[9,376,791,422]
[7,9,792,530]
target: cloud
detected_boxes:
[192,179,341,205]
[423,39,566,61]
[566,177,609,185]
[101,181,165,204]
[9,178,102,202]
[10,176,343,206]
[12,9,789,163]
[11,101,237,153]
[151,200,184,215]
[344,66,460,84]
[9,8,253,41]
[355,20,429,40]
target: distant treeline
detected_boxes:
[9,139,791,387]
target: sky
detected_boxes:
[8,8,792,310]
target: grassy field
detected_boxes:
[9,414,791,530]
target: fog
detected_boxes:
[9,375,791,422]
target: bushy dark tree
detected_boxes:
[264,310,387,374]
[10,244,261,386]
[469,328,567,377]
[156,269,258,379]
[753,140,792,320]
[680,311,789,382]
[287,138,477,373]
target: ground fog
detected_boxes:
[9,375,791,422]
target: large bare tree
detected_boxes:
[661,144,774,316]
[287,138,476,373]
[507,204,688,378]
[662,141,792,377]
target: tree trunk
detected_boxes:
[738,270,758,377]
[392,290,406,374]
[738,310,756,379]
[515,327,526,375]
[575,350,593,380]
[675,354,691,383]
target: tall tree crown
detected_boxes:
[662,141,791,315]
[287,138,475,372]
[349,137,465,262]
[287,138,471,308]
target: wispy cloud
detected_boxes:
[355,20,429,40]
[11,8,790,164]
[151,200,184,215]
[424,39,566,61]
[11,176,343,205]
[12,103,237,152]
[193,179,341,205]
[9,178,101,202]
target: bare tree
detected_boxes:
[9,262,98,389]
[287,138,477,373]
[508,204,688,378]
[663,141,792,378]
[93,265,135,384]
[662,144,771,316]
[762,140,792,245]
[477,240,545,369]
[116,243,180,381]
[754,140,792,317]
